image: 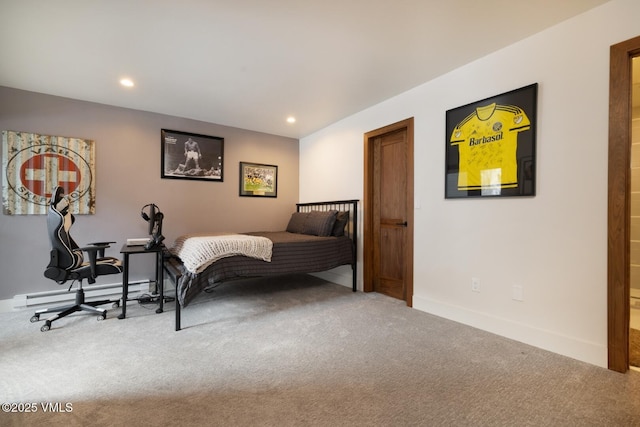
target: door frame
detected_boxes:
[363,118,414,306]
[608,35,640,373]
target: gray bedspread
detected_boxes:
[173,231,354,307]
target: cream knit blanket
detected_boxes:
[170,233,272,274]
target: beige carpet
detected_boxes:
[631,328,640,368]
[2,274,640,426]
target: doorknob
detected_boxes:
[396,221,408,227]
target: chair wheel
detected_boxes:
[40,322,51,332]
[112,301,120,309]
[97,312,106,321]
[30,315,40,323]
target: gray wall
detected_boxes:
[0,86,299,300]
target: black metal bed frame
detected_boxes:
[295,199,358,292]
[164,199,359,331]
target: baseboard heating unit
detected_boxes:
[12,280,150,310]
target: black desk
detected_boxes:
[118,244,166,319]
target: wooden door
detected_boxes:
[364,118,414,305]
[608,34,640,373]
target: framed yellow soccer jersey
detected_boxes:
[445,83,537,198]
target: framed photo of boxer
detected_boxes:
[161,129,224,182]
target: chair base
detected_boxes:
[30,288,120,332]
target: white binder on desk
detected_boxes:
[126,237,150,246]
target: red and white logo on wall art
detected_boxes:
[2,131,95,215]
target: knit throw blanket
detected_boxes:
[170,233,273,274]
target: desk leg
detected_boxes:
[156,250,164,314]
[118,253,129,319]
[175,285,181,331]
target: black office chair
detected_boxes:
[30,186,123,332]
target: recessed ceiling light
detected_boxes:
[120,78,134,88]
[286,116,296,124]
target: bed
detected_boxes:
[165,200,359,331]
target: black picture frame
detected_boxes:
[239,162,278,197]
[445,83,537,199]
[161,129,224,182]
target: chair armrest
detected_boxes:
[88,241,115,246]
[84,241,115,258]
[78,244,111,252]
[79,243,112,277]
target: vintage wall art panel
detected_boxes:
[445,83,538,199]
[2,130,95,215]
[161,129,224,182]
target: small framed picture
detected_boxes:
[239,162,278,197]
[161,129,224,182]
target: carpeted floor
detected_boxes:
[1,274,640,426]
[631,328,640,368]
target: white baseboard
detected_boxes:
[412,294,608,368]
[311,265,357,290]
[2,280,151,313]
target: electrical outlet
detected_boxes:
[471,277,480,292]
[512,285,524,301]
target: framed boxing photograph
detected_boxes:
[445,83,537,199]
[161,129,224,182]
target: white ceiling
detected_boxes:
[0,0,611,139]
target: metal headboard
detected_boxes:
[296,199,359,291]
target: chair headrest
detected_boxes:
[50,187,69,214]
